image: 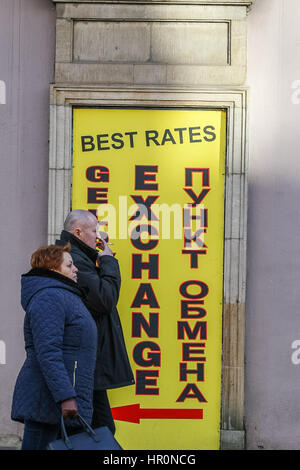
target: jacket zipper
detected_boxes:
[73,361,78,389]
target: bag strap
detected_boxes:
[76,414,100,441]
[60,414,101,448]
[60,415,74,450]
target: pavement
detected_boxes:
[0,434,21,450]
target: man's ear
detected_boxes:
[73,227,81,239]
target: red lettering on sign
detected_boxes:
[176,168,211,404]
[131,166,161,396]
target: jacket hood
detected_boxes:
[21,267,87,311]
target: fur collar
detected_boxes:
[23,267,88,298]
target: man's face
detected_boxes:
[76,215,98,249]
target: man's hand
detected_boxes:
[97,239,114,257]
[61,398,78,419]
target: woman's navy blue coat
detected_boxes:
[11,269,97,425]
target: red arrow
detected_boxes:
[111,404,203,424]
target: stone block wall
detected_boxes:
[54,1,253,86]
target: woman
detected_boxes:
[11,244,97,450]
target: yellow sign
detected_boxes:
[72,107,226,450]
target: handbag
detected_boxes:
[47,414,122,450]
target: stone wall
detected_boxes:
[54,1,252,87]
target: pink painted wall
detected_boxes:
[0,0,56,436]
[246,0,300,450]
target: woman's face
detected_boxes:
[57,252,78,282]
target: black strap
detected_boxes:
[60,414,100,450]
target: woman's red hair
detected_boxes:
[30,243,71,270]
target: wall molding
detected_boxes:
[53,1,254,6]
[53,1,249,86]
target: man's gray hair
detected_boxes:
[64,209,96,233]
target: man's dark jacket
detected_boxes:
[57,230,134,391]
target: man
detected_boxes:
[56,209,134,435]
